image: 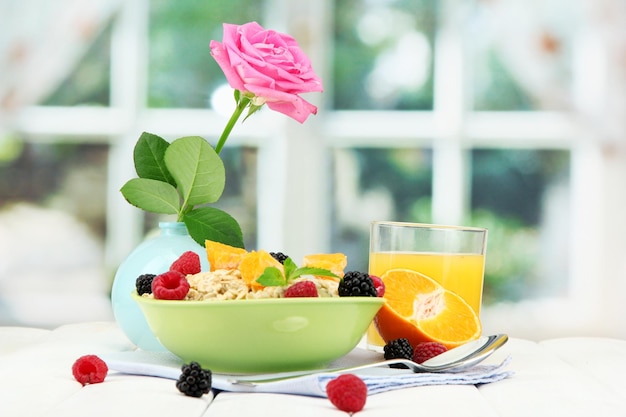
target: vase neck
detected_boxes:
[159,222,189,236]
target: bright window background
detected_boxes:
[1,0,625,341]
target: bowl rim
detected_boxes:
[131,291,386,306]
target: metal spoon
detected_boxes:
[229,334,508,385]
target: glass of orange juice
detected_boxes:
[367,221,488,350]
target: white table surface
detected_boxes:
[1,322,625,417]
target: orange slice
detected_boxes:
[302,253,347,280]
[239,250,283,289]
[205,240,247,271]
[374,268,482,349]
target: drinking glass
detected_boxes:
[367,221,488,349]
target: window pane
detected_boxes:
[333,0,436,110]
[471,47,535,111]
[470,149,571,304]
[0,139,111,327]
[470,3,574,111]
[331,147,433,271]
[42,23,112,106]
[215,147,258,250]
[147,0,264,108]
[0,139,109,238]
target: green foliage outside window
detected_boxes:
[147,0,263,108]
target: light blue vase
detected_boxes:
[111,221,210,350]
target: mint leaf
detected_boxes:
[290,267,339,281]
[255,267,287,287]
[134,132,175,186]
[256,256,339,287]
[165,136,225,209]
[120,178,180,214]
[280,258,338,283]
[183,206,244,248]
[282,257,298,279]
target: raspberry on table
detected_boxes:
[326,373,367,413]
[152,270,190,300]
[170,251,201,276]
[135,273,156,295]
[284,280,318,298]
[338,271,377,297]
[176,361,212,397]
[383,338,414,368]
[72,355,108,386]
[413,341,448,364]
[270,251,289,264]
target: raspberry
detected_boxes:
[72,355,108,386]
[135,273,155,295]
[369,275,385,297]
[338,271,377,297]
[170,251,201,276]
[326,374,367,413]
[383,338,413,368]
[413,342,448,364]
[270,252,289,264]
[284,281,318,298]
[176,361,212,397]
[152,270,190,300]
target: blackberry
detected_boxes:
[338,271,377,297]
[176,361,212,397]
[135,274,156,295]
[383,338,414,369]
[270,252,289,264]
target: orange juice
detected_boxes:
[367,251,485,347]
[370,251,484,313]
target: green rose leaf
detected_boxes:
[165,136,225,210]
[183,206,244,248]
[256,267,287,287]
[133,132,176,186]
[120,178,180,214]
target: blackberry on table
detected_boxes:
[176,362,212,397]
[338,271,377,297]
[383,338,414,369]
[135,274,156,295]
[270,252,289,264]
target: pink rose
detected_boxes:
[210,21,323,123]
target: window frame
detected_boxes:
[11,0,626,340]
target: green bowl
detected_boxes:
[132,293,384,373]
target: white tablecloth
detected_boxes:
[1,322,625,417]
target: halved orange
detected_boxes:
[238,250,283,290]
[205,240,247,271]
[302,253,347,280]
[374,268,482,349]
